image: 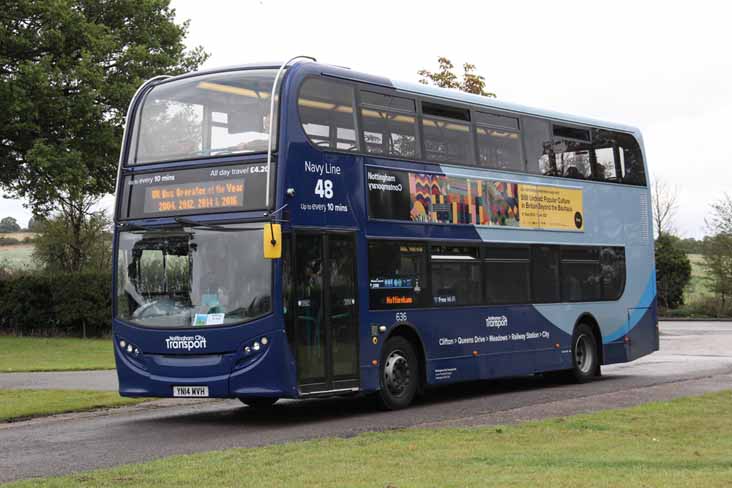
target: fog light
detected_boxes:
[119,340,127,349]
[261,337,269,346]
[126,344,134,354]
[244,346,251,354]
[252,342,260,351]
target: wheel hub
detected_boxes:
[575,334,594,374]
[384,350,410,396]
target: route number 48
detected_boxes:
[314,179,334,199]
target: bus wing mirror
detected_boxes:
[263,223,282,259]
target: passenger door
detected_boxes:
[291,232,359,394]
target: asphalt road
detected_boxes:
[2,321,732,483]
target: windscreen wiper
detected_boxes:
[174,216,264,232]
[174,204,288,231]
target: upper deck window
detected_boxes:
[130,69,277,165]
[360,91,419,159]
[475,111,522,171]
[421,102,473,164]
[298,78,359,151]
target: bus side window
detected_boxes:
[560,246,601,302]
[600,247,626,300]
[360,91,418,159]
[421,102,473,165]
[522,117,553,176]
[531,245,560,303]
[430,245,482,306]
[591,129,619,182]
[298,78,359,152]
[475,112,522,172]
[484,245,530,304]
[367,241,426,309]
[552,125,592,180]
[614,132,646,186]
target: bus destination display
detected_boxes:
[143,179,244,214]
[119,163,273,219]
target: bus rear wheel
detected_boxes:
[569,323,600,383]
[377,336,419,410]
[238,397,278,409]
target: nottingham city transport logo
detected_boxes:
[485,315,509,328]
[165,335,207,351]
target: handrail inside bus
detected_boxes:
[266,56,317,209]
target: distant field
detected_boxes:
[0,244,36,270]
[685,253,712,303]
[0,232,36,242]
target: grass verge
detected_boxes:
[0,389,143,422]
[0,337,114,372]
[7,391,732,487]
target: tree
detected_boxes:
[418,57,496,97]
[702,194,732,313]
[26,216,43,233]
[652,177,679,237]
[655,234,692,309]
[0,0,208,271]
[0,217,21,233]
[33,211,112,274]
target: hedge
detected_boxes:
[0,271,112,337]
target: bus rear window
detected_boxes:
[130,69,278,165]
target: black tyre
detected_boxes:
[377,336,419,410]
[238,397,278,408]
[569,323,600,383]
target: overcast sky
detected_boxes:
[2,0,730,238]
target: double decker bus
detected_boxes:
[113,58,658,409]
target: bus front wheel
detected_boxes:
[377,336,419,410]
[239,397,278,409]
[569,323,600,383]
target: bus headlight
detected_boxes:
[242,337,269,354]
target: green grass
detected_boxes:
[0,244,36,270]
[7,391,732,487]
[0,337,114,372]
[0,389,143,422]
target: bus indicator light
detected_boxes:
[371,360,378,366]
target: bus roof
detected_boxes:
[160,61,642,135]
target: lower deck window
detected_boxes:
[367,240,626,308]
[430,246,482,306]
[368,241,426,309]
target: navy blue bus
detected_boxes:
[113,59,658,409]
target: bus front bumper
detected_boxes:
[113,319,297,400]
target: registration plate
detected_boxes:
[173,386,209,397]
